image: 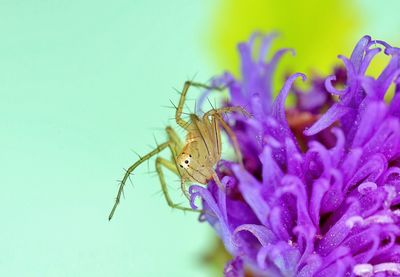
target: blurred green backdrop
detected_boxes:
[0,1,399,277]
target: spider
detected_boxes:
[108,81,249,220]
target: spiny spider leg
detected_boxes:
[165,126,183,157]
[161,126,199,211]
[175,81,226,129]
[109,126,201,220]
[109,141,170,220]
[204,106,251,118]
[203,106,250,166]
[155,157,198,212]
[214,114,244,166]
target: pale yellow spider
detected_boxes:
[108,81,249,220]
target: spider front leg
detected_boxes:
[175,81,226,129]
[109,141,170,221]
[155,157,198,212]
[204,106,251,118]
[165,126,199,212]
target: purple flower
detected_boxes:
[190,34,400,276]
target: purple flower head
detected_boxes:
[190,34,400,277]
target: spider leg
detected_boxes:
[165,126,183,156]
[176,81,226,129]
[109,141,170,221]
[186,81,226,91]
[175,81,192,129]
[180,180,194,201]
[156,157,199,212]
[211,171,225,191]
[213,113,244,166]
[203,106,250,166]
[165,126,201,211]
[204,106,251,118]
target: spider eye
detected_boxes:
[185,160,189,164]
[179,165,183,168]
[189,154,192,157]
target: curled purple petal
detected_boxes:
[325,75,349,96]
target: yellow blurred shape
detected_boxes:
[208,0,361,80]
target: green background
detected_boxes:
[1,1,399,277]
